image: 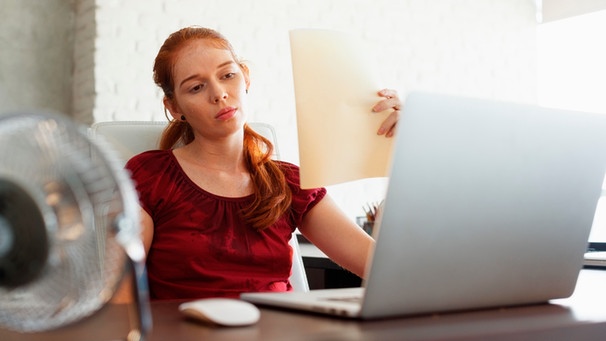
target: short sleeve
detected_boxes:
[278,161,327,227]
[125,150,173,218]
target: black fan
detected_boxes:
[0,112,151,339]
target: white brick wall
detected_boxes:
[76,0,538,218]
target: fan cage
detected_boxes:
[0,112,143,333]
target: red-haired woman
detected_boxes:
[125,26,401,300]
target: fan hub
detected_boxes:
[0,178,49,288]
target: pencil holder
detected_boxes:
[356,216,375,235]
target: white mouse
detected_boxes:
[178,298,261,327]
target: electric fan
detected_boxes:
[0,112,151,339]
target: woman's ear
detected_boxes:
[163,97,180,121]
[240,63,251,91]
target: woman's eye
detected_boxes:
[191,84,204,92]
[224,72,235,79]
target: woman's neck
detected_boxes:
[178,134,247,174]
[172,136,253,197]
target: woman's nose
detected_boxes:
[210,84,228,103]
[213,93,227,103]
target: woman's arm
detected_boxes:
[140,208,154,255]
[298,195,375,278]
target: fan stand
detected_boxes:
[125,258,152,341]
[116,216,153,341]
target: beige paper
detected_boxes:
[289,29,394,189]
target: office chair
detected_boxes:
[89,120,310,293]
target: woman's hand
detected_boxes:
[372,89,402,138]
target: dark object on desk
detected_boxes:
[587,241,606,252]
[297,234,362,289]
[304,261,363,290]
[0,113,151,339]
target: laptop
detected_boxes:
[241,92,606,319]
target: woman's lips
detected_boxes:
[215,107,237,120]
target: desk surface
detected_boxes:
[1,269,605,341]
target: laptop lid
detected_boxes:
[242,92,606,319]
[360,92,606,318]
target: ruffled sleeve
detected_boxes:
[278,161,327,227]
[125,150,174,218]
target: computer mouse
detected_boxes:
[178,298,261,327]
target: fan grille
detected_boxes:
[0,113,139,332]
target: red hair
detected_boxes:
[153,27,292,230]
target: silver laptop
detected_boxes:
[241,92,606,319]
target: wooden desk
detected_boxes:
[1,269,605,341]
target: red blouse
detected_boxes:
[125,150,326,300]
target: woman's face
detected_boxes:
[167,39,250,139]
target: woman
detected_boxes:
[125,26,402,299]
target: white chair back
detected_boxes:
[89,121,280,165]
[89,121,309,292]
